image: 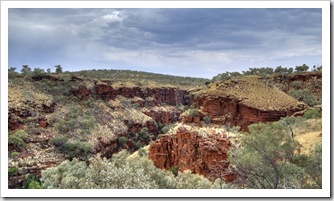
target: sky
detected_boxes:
[8,8,322,79]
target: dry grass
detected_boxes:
[8,85,53,111]
[295,131,322,155]
[113,96,153,126]
[294,118,322,155]
[167,123,239,139]
[88,124,117,147]
[203,76,305,111]
[128,145,150,159]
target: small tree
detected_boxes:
[55,65,63,74]
[21,65,31,76]
[229,122,305,189]
[8,67,18,78]
[295,64,309,72]
[118,136,128,146]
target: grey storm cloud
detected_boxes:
[8,8,322,78]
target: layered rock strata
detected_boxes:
[149,126,236,182]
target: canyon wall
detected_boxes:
[149,126,236,182]
[185,95,307,131]
[95,84,189,106]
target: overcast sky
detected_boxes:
[8,8,322,78]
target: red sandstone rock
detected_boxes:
[149,126,236,182]
[142,108,182,125]
[95,84,189,106]
[186,95,306,131]
[72,85,90,100]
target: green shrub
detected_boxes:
[56,119,76,133]
[118,136,128,146]
[303,109,322,119]
[170,166,179,177]
[13,130,28,141]
[28,181,43,189]
[8,167,17,177]
[161,123,176,134]
[9,135,25,148]
[291,81,302,89]
[62,141,92,160]
[134,141,142,150]
[50,136,68,149]
[10,152,19,158]
[21,174,43,189]
[131,103,140,109]
[51,137,92,160]
[8,130,28,149]
[188,109,199,117]
[138,148,147,157]
[289,89,319,106]
[138,127,151,141]
[79,117,95,130]
[230,126,241,133]
[202,116,211,124]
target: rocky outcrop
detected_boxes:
[142,106,183,125]
[149,126,236,182]
[8,100,55,131]
[184,95,306,131]
[95,84,189,106]
[71,85,90,100]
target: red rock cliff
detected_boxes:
[95,84,189,106]
[188,95,306,131]
[149,126,236,182]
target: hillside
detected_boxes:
[7,68,322,189]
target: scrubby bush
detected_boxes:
[10,151,19,158]
[21,174,43,189]
[8,167,17,177]
[62,141,92,160]
[50,137,92,160]
[170,166,179,176]
[161,124,176,134]
[13,130,29,141]
[289,89,319,106]
[8,130,29,149]
[138,127,151,141]
[202,116,211,124]
[291,81,302,89]
[56,119,76,133]
[41,150,216,189]
[118,136,128,146]
[188,109,199,117]
[303,109,322,119]
[9,135,25,148]
[50,136,68,150]
[138,148,147,157]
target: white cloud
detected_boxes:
[102,11,127,23]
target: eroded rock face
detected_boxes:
[72,85,90,100]
[142,107,183,125]
[95,84,189,106]
[183,95,307,131]
[149,126,236,182]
